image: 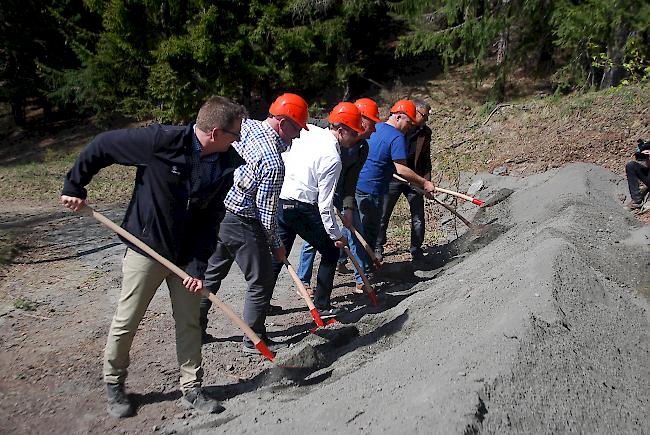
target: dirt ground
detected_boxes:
[1,163,649,434]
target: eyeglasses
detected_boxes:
[339,125,359,137]
[220,128,241,141]
[417,110,429,119]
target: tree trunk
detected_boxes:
[11,99,25,126]
[600,25,629,89]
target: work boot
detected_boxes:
[106,383,134,418]
[373,250,383,263]
[181,388,225,414]
[353,283,365,294]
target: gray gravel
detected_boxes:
[176,163,650,434]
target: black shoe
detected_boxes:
[106,383,134,418]
[242,337,287,354]
[181,388,225,414]
[373,250,383,263]
[317,306,346,319]
[266,304,284,316]
[336,262,352,274]
[411,251,425,262]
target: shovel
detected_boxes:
[393,174,484,206]
[282,259,336,331]
[342,246,379,306]
[78,205,276,362]
[335,208,382,270]
[391,174,491,232]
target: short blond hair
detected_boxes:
[196,96,247,131]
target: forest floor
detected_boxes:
[0,74,648,434]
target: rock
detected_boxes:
[492,165,508,176]
[467,179,484,196]
[152,425,159,432]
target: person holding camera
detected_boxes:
[625,139,650,212]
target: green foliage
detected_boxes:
[32,0,388,123]
[551,0,650,89]
[395,0,650,98]
[0,230,17,265]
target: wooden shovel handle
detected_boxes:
[283,260,317,311]
[342,246,379,306]
[392,174,484,206]
[78,205,266,348]
[335,208,381,267]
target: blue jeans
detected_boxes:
[271,199,340,310]
[297,224,360,284]
[352,190,383,282]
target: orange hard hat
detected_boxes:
[354,98,382,123]
[328,102,365,134]
[390,99,417,123]
[269,93,309,130]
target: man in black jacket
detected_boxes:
[60,96,246,418]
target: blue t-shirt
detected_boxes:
[356,122,407,195]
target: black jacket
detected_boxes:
[62,123,241,277]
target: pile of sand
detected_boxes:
[177,163,649,434]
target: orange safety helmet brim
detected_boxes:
[269,93,310,130]
[328,102,365,134]
[389,99,417,123]
[354,98,382,123]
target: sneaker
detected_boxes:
[242,338,287,354]
[106,383,134,418]
[317,306,346,319]
[353,283,365,294]
[627,201,643,210]
[181,388,225,414]
[336,263,352,274]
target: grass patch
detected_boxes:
[0,159,135,203]
[0,230,18,264]
[12,297,38,311]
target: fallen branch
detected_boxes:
[483,103,513,126]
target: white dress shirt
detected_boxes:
[280,124,343,240]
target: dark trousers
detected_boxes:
[377,181,425,255]
[626,160,650,203]
[271,199,340,310]
[199,211,275,345]
[355,189,384,254]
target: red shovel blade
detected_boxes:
[472,198,485,207]
[255,341,275,362]
[368,290,379,306]
[309,317,338,333]
[310,308,326,327]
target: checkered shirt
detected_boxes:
[224,119,289,249]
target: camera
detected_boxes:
[634,139,650,161]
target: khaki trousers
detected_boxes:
[103,249,203,392]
